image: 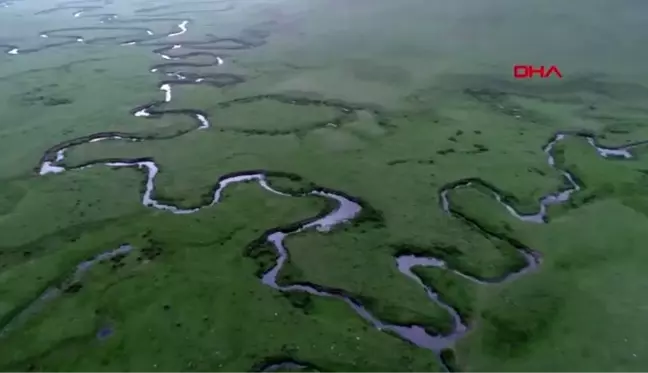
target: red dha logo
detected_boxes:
[513,65,563,79]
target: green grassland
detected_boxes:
[2,0,648,371]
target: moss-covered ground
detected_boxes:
[2,0,648,371]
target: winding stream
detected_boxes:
[0,244,133,337]
[3,0,648,370]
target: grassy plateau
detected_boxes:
[2,0,648,371]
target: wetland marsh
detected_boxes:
[2,0,648,371]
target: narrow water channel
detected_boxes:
[3,0,646,369]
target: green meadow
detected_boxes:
[1,0,648,371]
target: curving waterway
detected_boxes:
[3,0,648,370]
[0,244,133,337]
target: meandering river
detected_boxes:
[2,0,646,370]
